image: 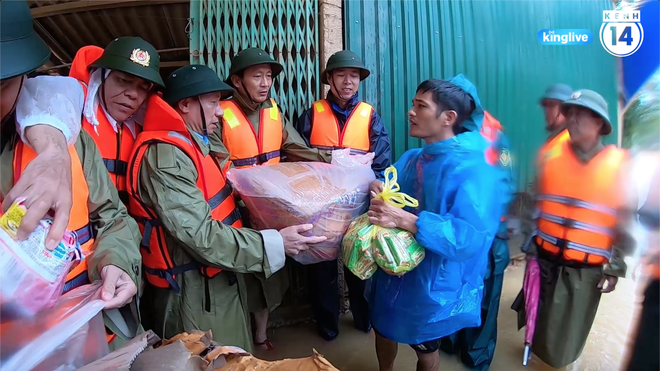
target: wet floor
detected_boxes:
[255,263,640,371]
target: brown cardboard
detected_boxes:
[76,331,160,371]
[211,349,340,371]
[131,340,208,371]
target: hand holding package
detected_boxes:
[0,201,83,320]
[227,150,375,265]
[343,166,425,279]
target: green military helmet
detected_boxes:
[561,89,612,135]
[321,50,370,85]
[0,0,51,80]
[227,47,283,80]
[90,36,165,90]
[540,83,573,103]
[162,65,234,106]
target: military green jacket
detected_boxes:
[209,91,333,165]
[0,129,143,341]
[135,128,285,351]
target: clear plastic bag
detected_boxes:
[342,167,425,278]
[0,202,83,320]
[227,157,375,265]
[330,148,375,168]
[0,282,109,371]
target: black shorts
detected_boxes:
[374,327,440,354]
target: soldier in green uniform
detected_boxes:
[1,0,85,248]
[540,83,573,141]
[210,48,332,349]
[133,64,326,352]
[0,0,142,350]
[512,90,633,368]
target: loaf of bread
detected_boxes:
[227,162,375,265]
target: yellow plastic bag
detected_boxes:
[343,167,425,279]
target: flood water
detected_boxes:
[255,262,641,371]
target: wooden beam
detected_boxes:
[31,0,188,19]
[33,21,71,63]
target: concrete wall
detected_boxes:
[319,0,343,95]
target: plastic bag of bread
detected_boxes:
[342,167,425,278]
[227,150,375,265]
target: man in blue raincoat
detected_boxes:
[439,111,516,371]
[367,76,506,371]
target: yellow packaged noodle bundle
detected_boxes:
[342,167,425,279]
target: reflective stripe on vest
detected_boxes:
[128,95,243,292]
[78,72,137,205]
[220,98,282,169]
[535,141,627,265]
[309,99,372,154]
[13,141,96,294]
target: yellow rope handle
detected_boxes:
[375,166,419,209]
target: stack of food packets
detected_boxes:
[342,166,425,279]
[0,200,83,319]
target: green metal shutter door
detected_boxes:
[189,0,320,125]
[345,0,618,191]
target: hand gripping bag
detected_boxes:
[227,149,375,265]
[343,166,425,279]
[0,202,83,320]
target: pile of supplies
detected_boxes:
[227,149,375,265]
[342,166,425,279]
[78,330,340,371]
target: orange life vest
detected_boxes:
[70,45,139,205]
[220,98,283,168]
[12,141,116,343]
[481,111,503,166]
[644,258,660,280]
[538,128,570,165]
[535,141,627,265]
[13,141,95,292]
[309,99,372,154]
[480,111,507,222]
[128,95,243,292]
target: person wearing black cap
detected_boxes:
[0,0,86,247]
[513,89,633,368]
[127,65,327,352]
[1,0,143,350]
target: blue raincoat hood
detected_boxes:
[448,73,485,132]
[369,75,505,345]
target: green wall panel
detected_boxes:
[189,0,320,125]
[345,0,619,190]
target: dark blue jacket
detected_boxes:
[295,91,392,179]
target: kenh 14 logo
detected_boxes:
[600,10,644,57]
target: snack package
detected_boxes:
[342,214,378,280]
[342,166,425,278]
[0,201,83,319]
[227,153,375,265]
